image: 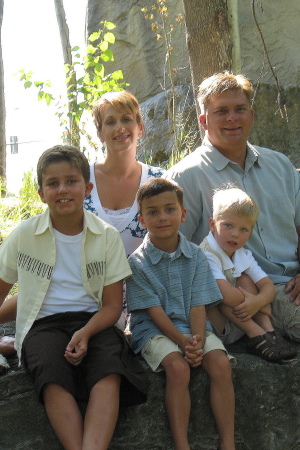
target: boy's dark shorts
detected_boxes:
[22,311,148,408]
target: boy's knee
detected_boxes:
[203,350,232,379]
[164,354,190,382]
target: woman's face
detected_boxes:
[98,104,143,154]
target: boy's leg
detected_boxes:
[202,350,235,450]
[206,305,226,335]
[82,373,121,450]
[236,273,271,315]
[43,383,83,450]
[161,352,191,450]
[252,311,274,332]
[220,303,267,338]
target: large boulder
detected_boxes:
[0,322,299,449]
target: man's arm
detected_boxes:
[65,280,123,365]
[284,225,300,304]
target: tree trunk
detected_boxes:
[53,0,79,147]
[182,0,233,118]
[0,0,6,182]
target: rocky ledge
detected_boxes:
[0,322,299,450]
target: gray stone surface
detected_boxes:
[0,322,300,449]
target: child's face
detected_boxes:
[138,191,186,248]
[38,161,93,221]
[98,104,143,153]
[209,211,253,257]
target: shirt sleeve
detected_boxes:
[0,227,19,284]
[203,252,227,281]
[243,249,268,284]
[103,228,132,286]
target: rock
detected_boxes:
[139,86,201,165]
[0,322,299,449]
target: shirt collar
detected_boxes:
[143,231,192,265]
[207,231,251,272]
[35,208,103,236]
[201,137,260,171]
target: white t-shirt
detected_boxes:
[37,229,98,319]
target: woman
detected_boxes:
[0,91,164,344]
[84,91,165,257]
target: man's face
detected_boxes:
[199,90,254,154]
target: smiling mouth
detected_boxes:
[58,199,71,203]
[224,127,241,131]
[114,134,130,141]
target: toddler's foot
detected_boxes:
[246,331,298,363]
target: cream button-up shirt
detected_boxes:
[0,208,131,359]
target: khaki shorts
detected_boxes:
[141,330,235,372]
[271,284,300,342]
[212,319,245,345]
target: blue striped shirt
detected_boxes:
[127,232,222,353]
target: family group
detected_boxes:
[0,71,299,450]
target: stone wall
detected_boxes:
[1,322,300,450]
[86,0,300,166]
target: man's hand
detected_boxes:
[64,329,89,366]
[285,274,300,305]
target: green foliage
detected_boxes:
[17,21,128,149]
[0,171,45,241]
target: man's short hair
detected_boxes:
[92,90,144,133]
[137,178,184,214]
[212,186,259,228]
[198,71,254,114]
[37,145,90,188]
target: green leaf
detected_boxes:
[24,81,32,89]
[104,32,115,44]
[104,22,116,30]
[94,63,104,77]
[101,49,114,62]
[89,31,101,42]
[86,44,97,55]
[99,41,108,52]
[111,70,124,81]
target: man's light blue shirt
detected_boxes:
[166,139,300,284]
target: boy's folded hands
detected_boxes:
[184,334,204,368]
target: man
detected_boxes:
[166,71,300,342]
